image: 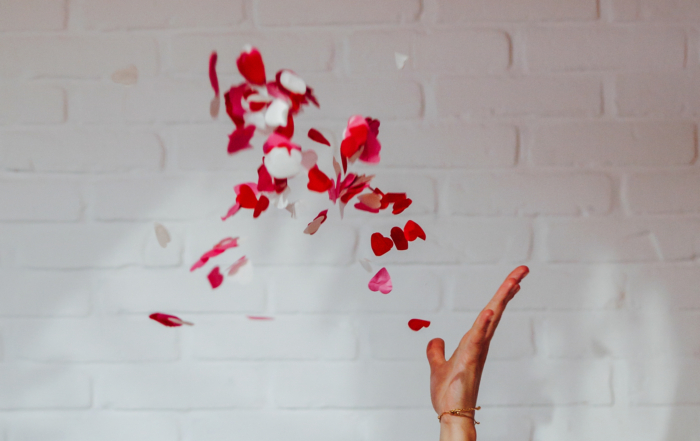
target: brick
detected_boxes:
[413,30,511,74]
[7,223,153,268]
[532,121,696,166]
[544,311,700,358]
[612,0,700,21]
[14,318,179,362]
[8,414,179,441]
[302,76,423,120]
[437,0,598,22]
[544,219,700,262]
[629,359,700,404]
[99,364,266,409]
[437,77,601,117]
[0,36,158,79]
[192,316,357,360]
[447,172,612,215]
[169,32,334,76]
[526,27,685,71]
[274,361,429,408]
[191,411,361,441]
[0,180,81,221]
[451,264,625,311]
[359,217,531,264]
[0,0,66,31]
[185,218,357,266]
[93,175,249,221]
[377,122,517,168]
[0,367,90,409]
[347,31,413,74]
[616,71,700,117]
[366,313,533,360]
[0,85,65,124]
[98,267,266,314]
[257,0,420,26]
[479,360,611,405]
[0,130,163,173]
[80,0,244,29]
[271,266,441,313]
[627,172,700,214]
[70,84,126,124]
[0,269,91,316]
[627,264,700,309]
[124,79,212,123]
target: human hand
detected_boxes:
[426,266,529,440]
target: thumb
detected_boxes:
[426,338,446,372]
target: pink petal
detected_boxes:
[368,267,392,294]
[226,255,248,276]
[301,149,318,170]
[303,209,328,235]
[354,201,380,213]
[247,315,274,320]
[208,266,224,289]
[236,46,266,85]
[190,237,240,271]
[263,132,301,155]
[257,163,276,192]
[359,117,381,163]
[221,202,241,221]
[308,128,331,146]
[209,52,220,96]
[228,125,256,155]
[149,313,193,327]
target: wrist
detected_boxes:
[439,415,477,441]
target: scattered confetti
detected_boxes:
[227,256,254,284]
[395,52,409,70]
[308,128,331,146]
[408,319,430,331]
[308,165,333,192]
[304,209,328,235]
[209,52,220,118]
[149,313,193,327]
[111,64,138,85]
[404,220,426,241]
[371,232,394,256]
[368,267,392,294]
[154,222,171,248]
[208,266,224,289]
[190,237,240,271]
[390,226,409,251]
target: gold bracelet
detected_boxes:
[438,407,481,424]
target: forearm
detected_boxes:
[439,416,477,441]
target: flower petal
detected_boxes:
[304,209,328,235]
[149,313,193,327]
[154,222,171,248]
[371,232,394,256]
[208,266,224,289]
[236,46,266,85]
[408,319,430,331]
[308,128,331,146]
[368,267,392,294]
[228,125,256,155]
[265,146,303,179]
[209,52,220,96]
[403,220,426,241]
[390,226,409,251]
[307,165,333,193]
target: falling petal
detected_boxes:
[228,125,256,154]
[278,69,307,94]
[226,255,248,276]
[253,195,270,218]
[368,267,392,294]
[359,258,373,273]
[236,46,266,85]
[247,315,274,320]
[408,319,431,331]
[210,95,220,118]
[358,192,382,210]
[264,99,290,128]
[390,226,409,251]
[392,198,412,215]
[111,64,138,85]
[304,209,328,235]
[308,128,331,146]
[395,52,409,70]
[190,237,240,271]
[154,222,171,248]
[301,149,318,170]
[209,52,220,95]
[404,220,426,241]
[149,313,193,327]
[307,165,333,193]
[229,257,254,284]
[286,201,298,219]
[208,266,224,289]
[265,146,303,179]
[371,232,394,256]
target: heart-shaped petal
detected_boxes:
[264,99,290,128]
[404,220,426,241]
[371,232,394,256]
[392,198,412,215]
[278,69,307,95]
[208,266,224,289]
[236,184,258,209]
[265,146,303,179]
[358,192,382,210]
[209,51,219,96]
[301,149,318,170]
[303,209,328,235]
[408,319,430,331]
[307,165,333,193]
[390,226,409,251]
[236,46,266,85]
[253,195,269,218]
[368,267,392,294]
[228,125,256,155]
[308,128,331,146]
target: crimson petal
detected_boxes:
[308,128,331,146]
[408,319,430,331]
[208,266,224,288]
[236,47,266,85]
[228,125,256,154]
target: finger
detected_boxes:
[483,267,528,339]
[462,308,494,361]
[426,338,446,372]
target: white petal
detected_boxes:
[280,70,307,94]
[244,111,267,131]
[359,258,373,273]
[264,147,303,179]
[301,149,318,170]
[154,222,171,248]
[395,52,409,69]
[264,99,290,128]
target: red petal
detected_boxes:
[208,266,224,289]
[340,136,360,159]
[308,128,331,146]
[392,198,412,215]
[236,47,266,85]
[371,232,394,256]
[236,184,258,209]
[305,86,319,107]
[209,52,219,96]
[253,195,270,218]
[228,126,256,154]
[354,201,380,213]
[275,112,295,139]
[383,193,407,204]
[257,163,276,192]
[190,237,241,271]
[149,313,193,327]
[390,226,409,250]
[408,319,430,331]
[404,220,426,241]
[307,165,333,193]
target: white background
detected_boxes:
[1,0,699,439]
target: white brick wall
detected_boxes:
[1,0,699,439]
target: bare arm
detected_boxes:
[427,265,529,441]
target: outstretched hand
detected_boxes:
[427,266,529,440]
